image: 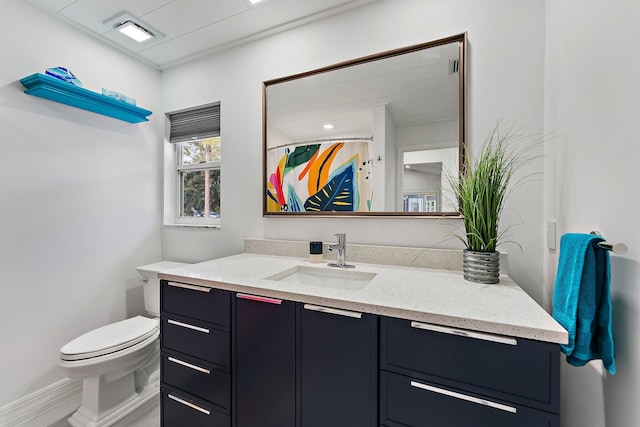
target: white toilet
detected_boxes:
[59,261,188,427]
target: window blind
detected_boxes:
[168,103,220,143]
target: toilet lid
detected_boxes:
[60,316,159,361]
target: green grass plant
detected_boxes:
[450,120,543,252]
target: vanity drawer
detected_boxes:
[161,350,230,412]
[380,371,559,427]
[380,317,559,413]
[162,386,230,427]
[161,281,230,329]
[161,314,230,371]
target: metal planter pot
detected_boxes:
[463,250,500,284]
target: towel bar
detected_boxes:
[590,231,628,254]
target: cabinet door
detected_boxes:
[161,314,230,371]
[234,293,296,427]
[381,317,560,413]
[161,281,230,329]
[380,371,559,427]
[161,350,230,412]
[298,304,378,427]
[162,386,230,427]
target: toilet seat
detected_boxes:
[60,316,159,361]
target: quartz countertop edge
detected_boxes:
[159,253,568,345]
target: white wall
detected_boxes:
[544,1,640,426]
[396,120,459,151]
[402,147,458,212]
[161,0,547,307]
[371,104,396,211]
[0,0,162,406]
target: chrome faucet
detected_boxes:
[328,233,355,268]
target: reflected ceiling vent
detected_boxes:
[448,59,459,74]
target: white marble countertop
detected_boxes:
[159,252,568,344]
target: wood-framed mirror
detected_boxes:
[263,32,467,217]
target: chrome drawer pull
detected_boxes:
[410,321,517,346]
[167,393,210,415]
[167,319,210,334]
[303,304,362,319]
[410,380,517,414]
[168,356,210,374]
[236,293,282,305]
[168,282,211,293]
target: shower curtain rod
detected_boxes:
[268,136,373,151]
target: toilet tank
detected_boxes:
[136,261,190,317]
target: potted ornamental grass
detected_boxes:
[450,120,543,284]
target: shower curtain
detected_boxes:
[266,140,373,213]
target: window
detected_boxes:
[403,193,438,213]
[168,103,221,226]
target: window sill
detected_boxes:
[163,223,221,229]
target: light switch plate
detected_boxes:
[547,221,556,250]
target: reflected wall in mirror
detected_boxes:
[263,33,467,216]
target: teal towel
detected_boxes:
[552,233,615,374]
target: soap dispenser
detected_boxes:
[309,241,323,263]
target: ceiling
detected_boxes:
[267,41,461,143]
[25,0,378,69]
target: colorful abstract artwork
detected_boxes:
[266,141,373,212]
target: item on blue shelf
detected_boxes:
[118,93,136,105]
[102,88,118,99]
[102,88,137,106]
[45,67,83,87]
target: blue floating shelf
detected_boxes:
[20,73,152,123]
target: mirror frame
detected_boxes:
[262,32,467,217]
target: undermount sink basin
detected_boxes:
[266,265,376,291]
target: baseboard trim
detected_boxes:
[0,378,81,427]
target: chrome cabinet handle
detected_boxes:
[168,356,210,374]
[236,293,282,305]
[303,304,362,319]
[168,281,211,293]
[167,393,210,415]
[167,319,210,334]
[410,321,517,346]
[410,380,517,413]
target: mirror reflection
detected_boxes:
[263,33,466,216]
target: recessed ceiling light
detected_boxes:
[117,21,154,42]
[323,124,334,130]
[249,0,264,4]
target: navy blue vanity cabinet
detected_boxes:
[379,317,560,427]
[234,293,296,427]
[297,304,378,427]
[160,280,231,427]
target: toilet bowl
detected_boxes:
[59,261,188,427]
